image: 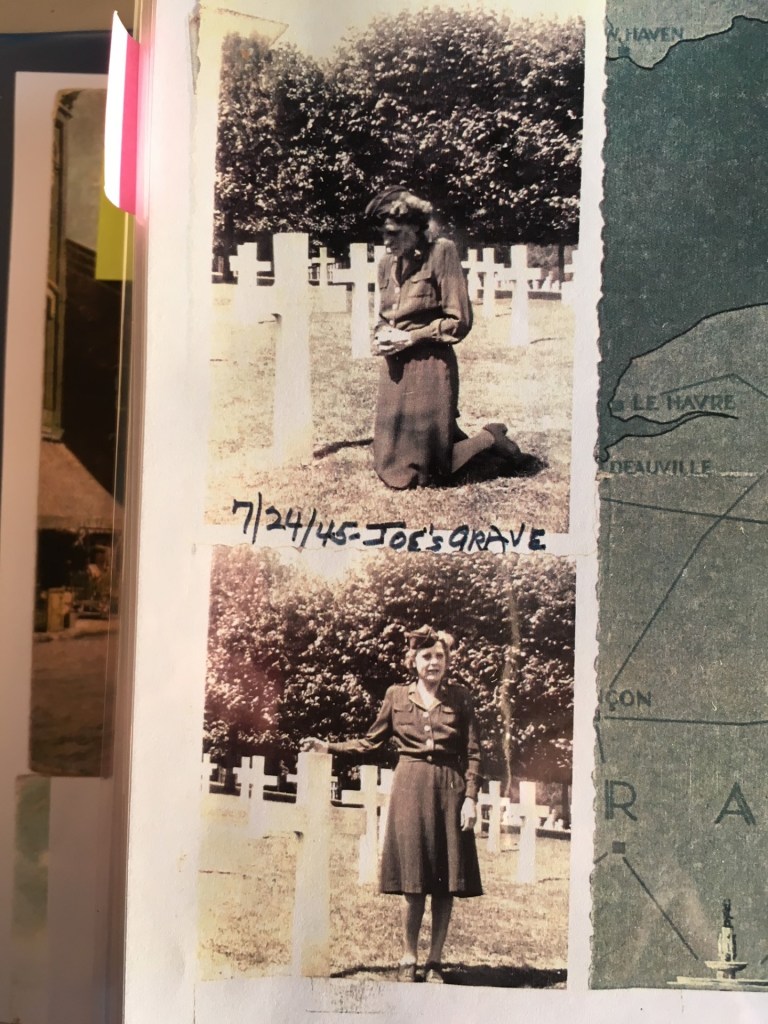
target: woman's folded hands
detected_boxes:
[372,323,413,355]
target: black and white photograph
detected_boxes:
[198,547,574,987]
[202,0,585,534]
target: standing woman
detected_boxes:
[366,186,524,489]
[301,625,483,983]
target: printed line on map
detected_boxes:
[603,410,734,454]
[602,302,768,457]
[602,496,768,528]
[594,720,606,764]
[606,302,768,411]
[661,372,768,400]
[604,714,768,727]
[622,857,700,960]
[607,471,767,690]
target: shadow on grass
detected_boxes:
[314,437,373,459]
[331,963,567,988]
[452,449,548,485]
[312,441,548,484]
[443,964,566,987]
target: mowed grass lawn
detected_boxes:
[206,291,573,533]
[198,797,569,987]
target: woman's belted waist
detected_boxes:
[398,752,462,768]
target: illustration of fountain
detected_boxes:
[704,899,748,981]
[670,899,768,990]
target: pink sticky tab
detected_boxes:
[104,12,139,214]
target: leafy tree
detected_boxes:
[215,37,353,262]
[213,10,583,258]
[204,548,574,789]
[329,10,583,245]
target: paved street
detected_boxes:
[29,628,119,776]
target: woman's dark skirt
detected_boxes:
[373,342,462,489]
[380,758,483,897]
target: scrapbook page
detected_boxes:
[125,0,598,1020]
[122,0,766,1022]
[192,0,590,1000]
[0,1,765,1021]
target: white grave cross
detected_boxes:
[229,242,274,323]
[462,250,482,303]
[250,753,364,976]
[479,246,497,319]
[233,755,278,830]
[313,247,347,313]
[509,244,530,347]
[312,247,334,291]
[506,781,549,884]
[474,780,510,853]
[201,753,217,793]
[272,233,313,464]
[228,233,314,464]
[340,765,392,884]
[329,243,376,357]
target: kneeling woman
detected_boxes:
[367,186,525,489]
[301,625,483,983]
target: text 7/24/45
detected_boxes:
[232,495,547,554]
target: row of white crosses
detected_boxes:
[462,246,575,312]
[226,236,577,377]
[207,752,563,878]
[227,238,382,360]
[203,752,566,976]
[462,245,576,353]
[226,235,578,469]
[309,244,575,324]
[475,780,550,884]
[227,756,392,887]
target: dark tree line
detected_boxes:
[205,548,574,789]
[214,9,583,261]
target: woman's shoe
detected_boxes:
[483,422,522,461]
[396,962,417,982]
[423,961,444,983]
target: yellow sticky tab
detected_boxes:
[95,189,133,281]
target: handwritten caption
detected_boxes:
[232,495,546,553]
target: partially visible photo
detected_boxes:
[30,89,127,776]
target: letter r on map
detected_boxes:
[605,780,638,821]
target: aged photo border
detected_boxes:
[199,0,586,539]
[121,0,640,1020]
[198,546,575,988]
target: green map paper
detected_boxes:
[593,5,768,989]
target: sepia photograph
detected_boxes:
[202,0,585,534]
[29,87,126,778]
[198,546,574,987]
